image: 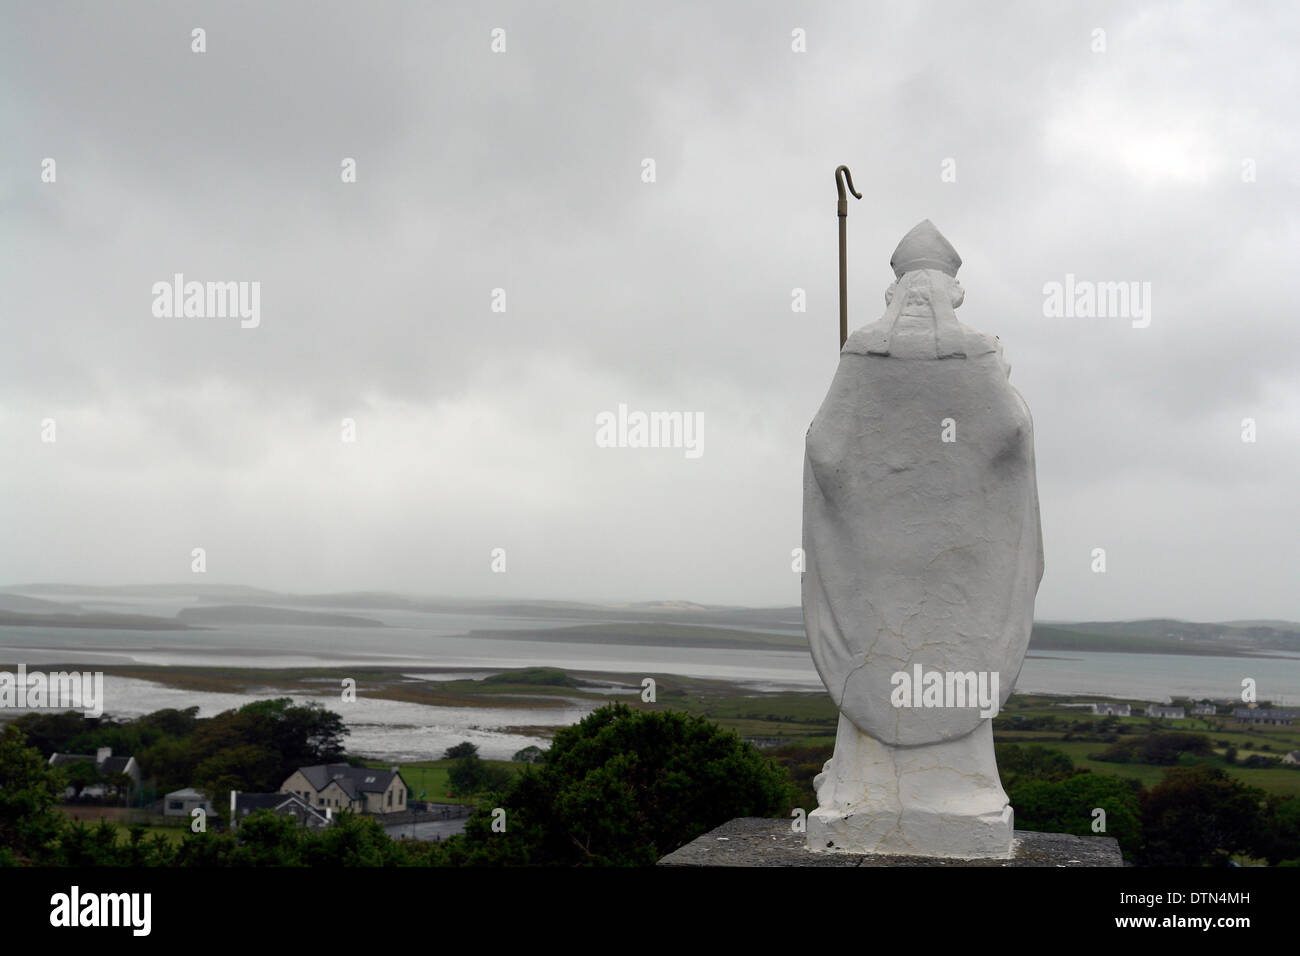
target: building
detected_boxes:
[1190,702,1217,716]
[1282,751,1300,765]
[231,792,330,830]
[1145,705,1185,719]
[1234,707,1298,726]
[163,787,214,818]
[49,747,141,797]
[1091,703,1131,717]
[281,764,409,815]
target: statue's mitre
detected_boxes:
[890,219,961,278]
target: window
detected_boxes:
[387,790,393,807]
[399,790,404,805]
[168,801,183,810]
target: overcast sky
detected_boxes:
[2,1,1296,621]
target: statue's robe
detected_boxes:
[802,313,1044,747]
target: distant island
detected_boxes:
[1,584,1297,656]
[0,609,201,631]
[176,605,385,628]
[469,622,802,651]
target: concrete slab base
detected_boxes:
[657,817,1123,867]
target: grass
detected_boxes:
[361,757,528,805]
[988,698,1300,796]
[57,807,192,845]
[121,825,189,845]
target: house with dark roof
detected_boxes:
[231,791,331,830]
[49,747,141,798]
[280,764,408,815]
[1233,707,1298,726]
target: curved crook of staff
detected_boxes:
[835,165,862,350]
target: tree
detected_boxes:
[300,811,410,867]
[995,744,1074,786]
[136,706,200,738]
[62,759,104,799]
[1141,732,1212,764]
[512,745,545,764]
[218,809,306,866]
[444,742,479,760]
[447,755,511,797]
[185,698,349,793]
[1093,732,1213,766]
[447,756,484,796]
[1260,795,1300,865]
[136,736,200,794]
[55,820,125,867]
[0,725,68,864]
[441,704,793,866]
[1140,765,1265,866]
[1009,773,1142,859]
[273,700,348,765]
[193,744,282,798]
[9,711,95,756]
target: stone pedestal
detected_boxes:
[658,817,1123,867]
[808,716,1014,859]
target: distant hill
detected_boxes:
[9,582,282,601]
[1220,619,1300,630]
[1028,624,1228,656]
[0,584,802,630]
[0,593,82,614]
[176,605,385,628]
[3,583,1296,657]
[469,622,806,650]
[1045,619,1300,655]
[0,609,199,631]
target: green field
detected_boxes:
[991,696,1300,796]
[56,811,191,845]
[361,757,527,804]
[124,824,189,844]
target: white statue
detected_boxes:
[803,220,1044,859]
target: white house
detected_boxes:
[49,747,141,798]
[1146,705,1185,719]
[1091,703,1131,717]
[163,787,214,818]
